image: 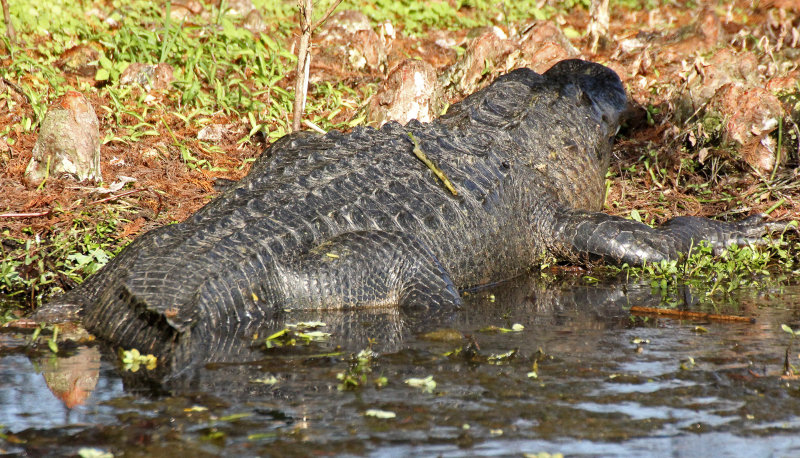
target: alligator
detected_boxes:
[36,59,774,363]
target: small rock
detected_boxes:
[57,43,102,77]
[242,9,265,34]
[141,146,163,164]
[441,30,511,96]
[314,10,386,76]
[197,123,236,142]
[442,23,579,96]
[325,10,371,34]
[694,49,760,101]
[675,48,761,122]
[517,40,575,74]
[152,63,174,90]
[225,0,255,16]
[366,59,442,127]
[520,21,580,56]
[24,91,102,187]
[707,83,784,173]
[417,30,459,69]
[119,63,174,91]
[169,0,204,22]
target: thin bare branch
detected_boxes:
[303,119,327,134]
[86,188,148,206]
[291,0,343,132]
[0,210,51,218]
[0,0,15,43]
[311,0,343,32]
[292,0,313,132]
[1,77,29,103]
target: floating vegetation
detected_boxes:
[118,348,157,372]
[77,448,114,458]
[611,234,800,309]
[487,348,519,365]
[28,324,60,353]
[404,375,436,393]
[337,349,385,390]
[364,409,396,419]
[478,323,525,333]
[265,322,330,348]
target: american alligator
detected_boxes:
[38,59,773,362]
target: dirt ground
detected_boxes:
[1,0,799,303]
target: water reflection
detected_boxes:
[39,346,101,408]
[1,274,800,456]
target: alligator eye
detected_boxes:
[501,161,510,169]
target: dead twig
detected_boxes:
[86,187,148,206]
[291,0,343,132]
[0,210,52,218]
[303,119,327,134]
[87,187,164,219]
[1,77,30,104]
[310,0,343,32]
[291,0,313,133]
[1,0,15,44]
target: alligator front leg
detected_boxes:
[555,210,777,266]
[276,230,463,310]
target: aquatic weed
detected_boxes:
[336,348,382,390]
[614,232,799,307]
[781,324,800,376]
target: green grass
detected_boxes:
[335,0,560,36]
[605,231,800,308]
[0,0,578,138]
[1,218,121,302]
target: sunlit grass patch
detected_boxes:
[607,230,800,307]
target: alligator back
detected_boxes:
[50,60,628,362]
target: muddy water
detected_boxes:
[2,275,800,456]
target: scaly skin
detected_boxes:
[36,60,776,363]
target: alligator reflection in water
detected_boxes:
[92,274,663,391]
[3,276,800,456]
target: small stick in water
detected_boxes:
[629,305,756,323]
